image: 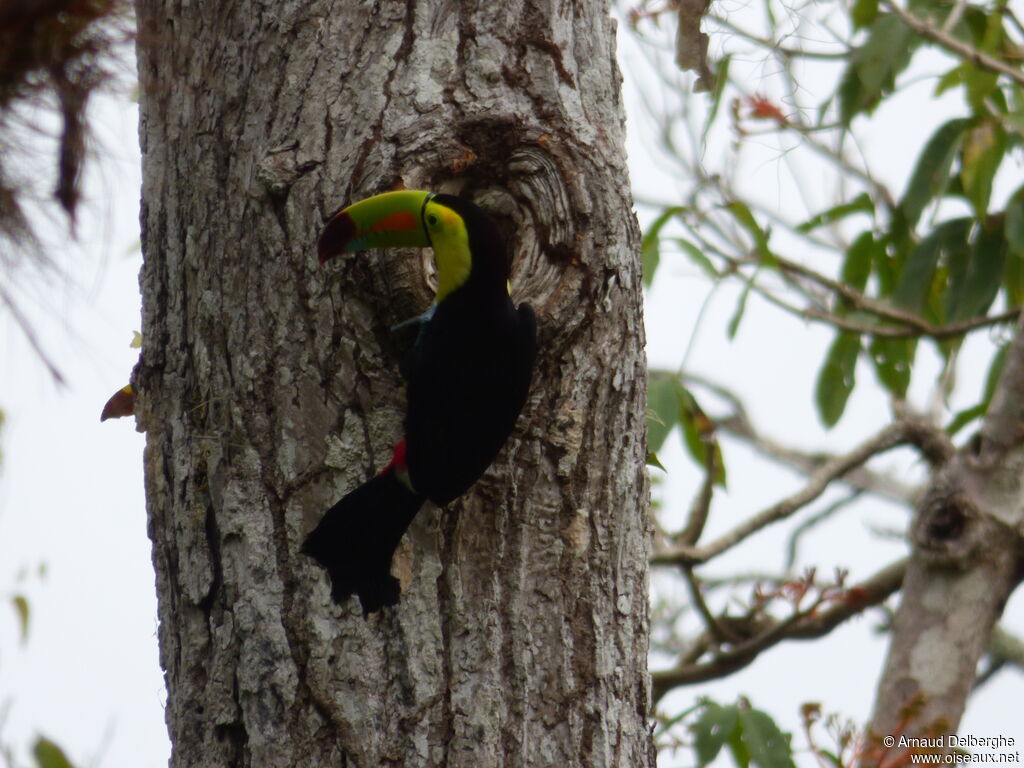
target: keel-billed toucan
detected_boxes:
[302,190,536,615]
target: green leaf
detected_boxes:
[982,344,1007,403]
[941,231,973,324]
[702,55,732,145]
[963,64,1000,113]
[795,193,874,234]
[676,238,719,278]
[978,7,1005,52]
[12,594,29,643]
[946,344,1006,435]
[693,702,740,766]
[836,67,866,129]
[960,119,1007,218]
[842,231,881,293]
[647,375,727,485]
[642,206,687,287]
[727,718,753,768]
[853,16,911,94]
[900,119,970,229]
[892,217,972,314]
[869,337,914,398]
[892,236,940,313]
[654,700,705,738]
[728,276,754,340]
[815,332,860,427]
[723,201,774,265]
[838,14,918,124]
[934,66,964,97]
[851,16,909,92]
[678,388,727,488]
[32,737,77,768]
[851,0,879,28]
[646,451,666,471]
[872,234,901,298]
[1004,108,1024,137]
[946,403,986,436]
[1005,190,1024,305]
[642,242,659,287]
[1007,188,1024,254]
[737,708,796,768]
[951,217,1006,321]
[957,11,1004,109]
[647,373,685,453]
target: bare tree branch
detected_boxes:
[651,560,905,702]
[652,420,951,567]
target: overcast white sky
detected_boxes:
[0,6,1021,768]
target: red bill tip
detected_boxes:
[317,211,356,265]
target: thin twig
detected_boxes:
[683,567,739,644]
[708,13,851,61]
[785,123,898,212]
[0,284,65,385]
[784,489,864,570]
[941,0,970,34]
[725,78,898,212]
[651,559,906,701]
[677,440,716,545]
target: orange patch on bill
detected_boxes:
[367,210,417,234]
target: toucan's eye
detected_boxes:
[426,213,439,227]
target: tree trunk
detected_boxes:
[133,2,653,767]
[867,321,1024,759]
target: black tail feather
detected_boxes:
[302,469,424,616]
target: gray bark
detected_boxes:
[867,322,1024,758]
[133,2,653,767]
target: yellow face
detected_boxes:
[423,200,473,302]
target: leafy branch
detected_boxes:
[882,0,1024,88]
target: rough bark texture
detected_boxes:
[867,321,1024,758]
[133,2,653,767]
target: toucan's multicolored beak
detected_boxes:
[318,190,433,264]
